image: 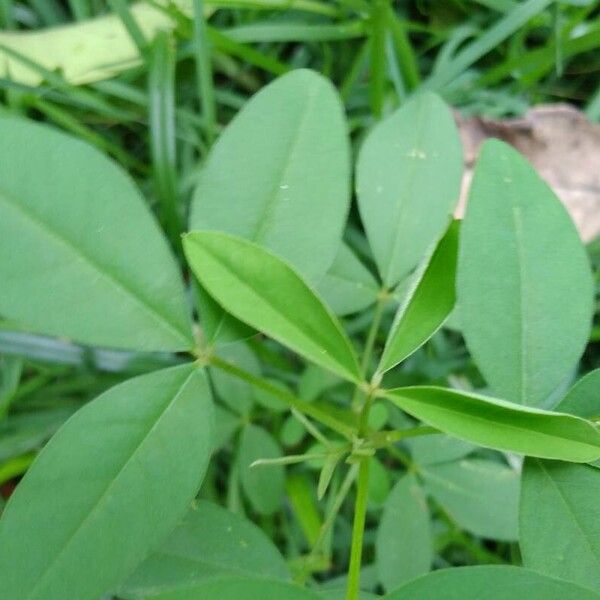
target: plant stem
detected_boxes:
[352,293,387,410]
[208,355,356,440]
[300,462,360,581]
[346,458,370,600]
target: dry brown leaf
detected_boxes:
[456,104,600,243]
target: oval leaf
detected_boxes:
[385,386,600,462]
[316,243,379,316]
[458,139,593,406]
[190,68,350,283]
[151,577,321,600]
[421,459,519,541]
[121,501,289,598]
[520,459,600,593]
[555,368,600,418]
[378,221,459,374]
[376,473,432,591]
[0,365,213,600]
[0,117,193,351]
[183,231,360,382]
[383,566,599,600]
[356,92,463,288]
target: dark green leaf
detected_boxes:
[378,221,459,374]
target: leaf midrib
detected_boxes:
[0,187,191,348]
[25,369,196,600]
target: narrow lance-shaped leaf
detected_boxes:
[378,221,459,374]
[183,231,361,382]
[190,68,350,283]
[383,566,600,600]
[458,139,593,406]
[356,91,463,288]
[120,501,290,598]
[0,364,214,600]
[0,117,193,352]
[384,386,600,462]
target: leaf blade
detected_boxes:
[458,139,593,406]
[356,92,462,287]
[384,386,600,462]
[183,231,361,382]
[0,364,213,600]
[0,117,193,351]
[378,221,459,373]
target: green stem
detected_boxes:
[208,355,355,440]
[352,293,387,410]
[300,463,360,581]
[346,458,370,600]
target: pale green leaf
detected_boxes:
[150,577,321,600]
[520,459,600,593]
[184,231,361,382]
[385,386,600,462]
[316,243,379,316]
[239,424,285,515]
[120,501,290,598]
[422,459,519,540]
[376,474,432,591]
[356,92,462,287]
[458,139,593,406]
[407,434,474,467]
[0,117,193,352]
[378,221,459,374]
[383,566,600,599]
[0,365,213,600]
[555,368,600,418]
[190,68,350,282]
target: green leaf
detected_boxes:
[555,368,600,418]
[190,68,350,282]
[356,92,463,288]
[421,458,519,540]
[458,139,593,406]
[378,221,459,374]
[407,434,474,467]
[0,355,23,418]
[239,424,285,515]
[0,117,193,352]
[211,343,260,417]
[120,501,290,598]
[376,474,432,591]
[184,231,361,382]
[0,364,214,600]
[383,566,600,599]
[195,282,254,347]
[316,243,379,316]
[520,459,600,593]
[149,577,321,600]
[384,386,600,462]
